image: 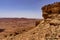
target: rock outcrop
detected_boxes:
[42,2,60,19]
[40,2,60,40]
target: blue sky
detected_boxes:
[0,0,60,19]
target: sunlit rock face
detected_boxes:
[41,2,60,27]
[39,2,60,40]
[42,2,60,19]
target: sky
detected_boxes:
[0,0,60,19]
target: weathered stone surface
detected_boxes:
[42,2,60,19]
[39,2,60,40]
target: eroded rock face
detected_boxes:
[39,2,60,40]
[42,2,60,19]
